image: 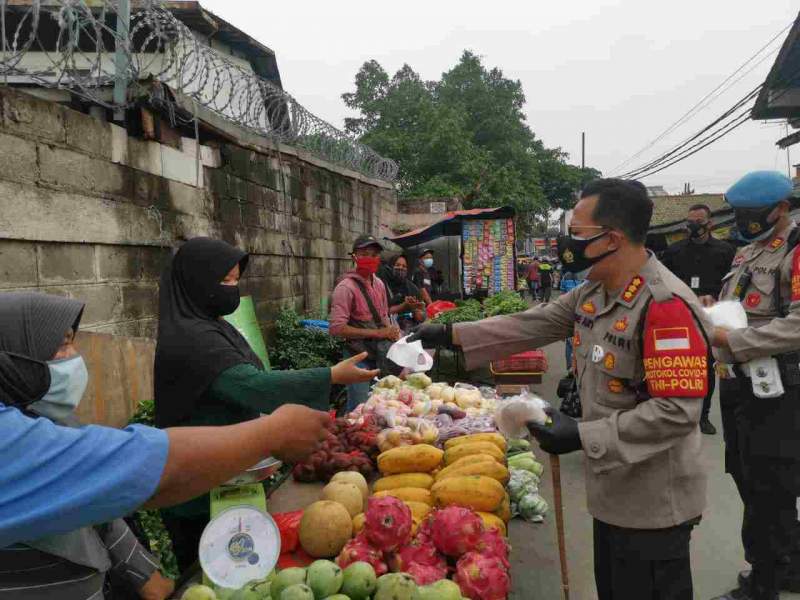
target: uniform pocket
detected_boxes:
[594,349,638,409]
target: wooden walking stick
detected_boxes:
[550,454,570,600]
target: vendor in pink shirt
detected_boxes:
[330,234,401,410]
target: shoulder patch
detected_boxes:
[792,245,800,303]
[642,297,708,398]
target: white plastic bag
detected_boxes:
[495,391,550,439]
[387,336,434,372]
[705,301,748,330]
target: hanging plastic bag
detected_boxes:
[387,336,434,372]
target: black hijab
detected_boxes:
[379,254,419,306]
[0,292,85,409]
[154,238,262,427]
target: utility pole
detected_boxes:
[113,0,131,122]
[581,132,586,170]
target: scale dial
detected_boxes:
[199,506,280,589]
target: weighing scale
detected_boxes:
[199,458,283,591]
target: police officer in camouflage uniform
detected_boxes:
[710,171,800,600]
[412,179,712,599]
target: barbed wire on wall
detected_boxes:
[0,0,399,182]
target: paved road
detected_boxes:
[509,338,800,600]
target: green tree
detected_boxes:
[343,51,600,235]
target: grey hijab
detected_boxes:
[0,293,110,572]
[0,292,84,409]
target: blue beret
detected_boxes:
[726,171,793,208]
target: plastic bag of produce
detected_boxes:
[453,382,482,409]
[273,510,304,553]
[495,391,550,438]
[517,493,548,522]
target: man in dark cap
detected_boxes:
[661,203,736,435]
[709,171,800,600]
[329,234,400,410]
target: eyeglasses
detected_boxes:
[567,225,607,239]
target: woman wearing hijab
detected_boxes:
[378,254,426,334]
[0,293,175,600]
[154,237,377,572]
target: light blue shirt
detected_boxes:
[0,404,169,547]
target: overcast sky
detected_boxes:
[202,0,798,195]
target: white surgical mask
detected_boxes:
[422,258,434,268]
[29,356,89,421]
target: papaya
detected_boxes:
[495,491,512,524]
[372,473,435,492]
[373,487,433,506]
[444,432,507,453]
[435,459,509,485]
[431,475,505,512]
[477,511,508,536]
[444,441,505,466]
[352,512,366,534]
[404,501,432,521]
[436,454,497,479]
[377,444,444,475]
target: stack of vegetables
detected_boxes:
[505,439,549,523]
[430,291,528,325]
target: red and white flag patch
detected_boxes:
[643,298,708,398]
[653,327,691,352]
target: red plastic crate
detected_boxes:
[491,350,548,374]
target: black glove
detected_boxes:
[407,322,452,347]
[527,407,581,455]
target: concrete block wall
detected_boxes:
[0,87,398,343]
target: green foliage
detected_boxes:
[431,299,483,324]
[483,290,528,317]
[343,52,601,237]
[271,305,344,371]
[432,292,527,324]
[128,399,178,579]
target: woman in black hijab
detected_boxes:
[154,238,377,572]
[0,292,175,600]
[378,253,426,334]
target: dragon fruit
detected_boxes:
[475,529,510,569]
[405,562,449,586]
[336,533,388,576]
[364,496,413,552]
[389,538,447,573]
[430,507,484,557]
[454,552,511,600]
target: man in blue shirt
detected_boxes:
[0,394,328,547]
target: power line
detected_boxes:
[621,60,800,181]
[609,21,792,176]
[618,85,761,178]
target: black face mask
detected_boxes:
[735,205,776,242]
[686,222,708,240]
[557,231,617,277]
[393,268,407,281]
[208,284,241,317]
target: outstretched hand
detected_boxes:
[331,352,380,385]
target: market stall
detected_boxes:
[175,375,549,600]
[388,207,517,300]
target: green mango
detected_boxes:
[340,562,377,600]
[412,579,461,600]
[374,573,416,600]
[272,569,308,598]
[306,560,343,598]
[279,583,315,600]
